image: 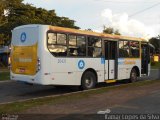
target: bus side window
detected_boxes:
[77,36,86,56]
[118,40,129,58]
[68,35,86,57]
[130,41,140,58]
[88,37,102,57]
[48,33,57,44]
[47,33,67,57]
[68,35,77,56]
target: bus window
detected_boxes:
[69,35,78,56]
[77,36,86,56]
[47,33,67,56]
[124,41,130,56]
[88,37,102,57]
[69,35,76,46]
[48,33,56,44]
[68,35,86,56]
[130,41,140,58]
[57,33,67,45]
[119,40,129,58]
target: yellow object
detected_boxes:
[105,80,116,83]
[11,43,38,75]
[154,55,159,62]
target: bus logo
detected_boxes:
[78,60,85,69]
[20,32,26,42]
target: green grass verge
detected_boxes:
[0,72,10,81]
[0,80,160,114]
[151,62,160,69]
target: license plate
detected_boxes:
[19,68,25,73]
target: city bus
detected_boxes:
[10,24,150,90]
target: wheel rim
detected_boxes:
[85,77,93,88]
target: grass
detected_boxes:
[0,71,10,81]
[0,79,160,114]
[151,62,160,69]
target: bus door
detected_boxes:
[141,43,150,75]
[104,41,118,80]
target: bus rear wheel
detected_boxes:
[130,68,137,82]
[81,71,96,90]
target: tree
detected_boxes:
[103,26,121,35]
[149,36,160,54]
[0,0,79,45]
[114,30,121,35]
[0,0,7,45]
[103,27,114,34]
[0,0,6,25]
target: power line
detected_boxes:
[128,2,160,17]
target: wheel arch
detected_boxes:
[81,68,98,84]
[131,66,140,77]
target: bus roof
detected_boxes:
[49,25,146,42]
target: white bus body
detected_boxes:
[10,25,150,89]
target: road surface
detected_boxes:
[0,69,159,104]
[21,77,160,120]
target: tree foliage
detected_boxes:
[149,36,160,54]
[0,0,7,26]
[103,26,121,35]
[114,30,121,35]
[0,0,79,45]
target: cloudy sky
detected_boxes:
[23,0,160,39]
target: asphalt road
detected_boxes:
[140,69,160,81]
[0,69,159,104]
[0,82,76,104]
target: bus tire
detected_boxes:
[81,71,96,90]
[130,68,137,82]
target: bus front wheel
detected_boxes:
[81,71,96,90]
[130,68,137,82]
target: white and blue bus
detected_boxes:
[10,24,150,90]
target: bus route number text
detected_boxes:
[58,59,66,64]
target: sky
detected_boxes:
[23,0,160,39]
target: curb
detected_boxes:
[0,80,11,83]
